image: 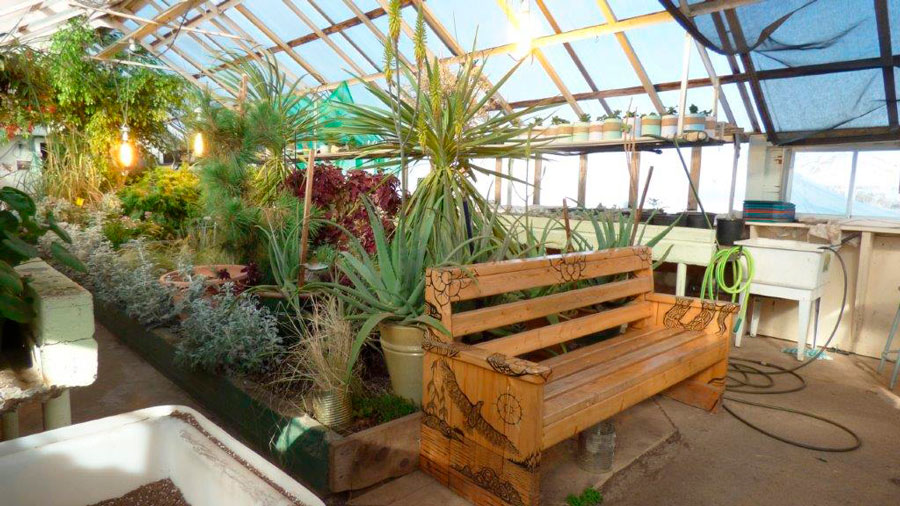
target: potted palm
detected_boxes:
[661,106,679,138]
[601,110,623,140]
[572,113,591,142]
[642,112,661,137]
[623,110,641,138]
[684,104,706,132]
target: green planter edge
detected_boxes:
[94,301,332,493]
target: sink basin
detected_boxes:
[734,238,831,290]
[0,405,324,506]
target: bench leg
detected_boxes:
[661,358,727,412]
[421,353,543,506]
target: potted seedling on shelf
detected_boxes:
[623,110,641,139]
[600,110,623,140]
[588,114,604,142]
[572,113,591,142]
[642,111,661,137]
[530,117,547,138]
[661,106,679,138]
[684,104,706,132]
[703,109,718,138]
[550,116,573,142]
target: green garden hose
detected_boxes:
[700,245,755,332]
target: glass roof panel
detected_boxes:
[243,0,308,43]
[565,36,642,91]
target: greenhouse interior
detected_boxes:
[1,1,899,505]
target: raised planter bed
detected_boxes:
[95,301,420,495]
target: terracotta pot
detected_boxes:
[601,119,623,140]
[642,115,661,137]
[379,323,426,405]
[556,124,574,142]
[660,114,679,138]
[159,264,249,290]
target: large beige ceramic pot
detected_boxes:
[379,323,426,405]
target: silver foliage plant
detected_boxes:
[175,281,281,375]
[42,217,178,327]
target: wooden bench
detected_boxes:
[419,246,738,506]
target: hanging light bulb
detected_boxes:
[117,124,136,168]
[192,132,206,157]
[510,0,535,59]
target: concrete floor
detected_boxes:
[11,323,900,505]
[603,336,900,505]
[15,322,210,437]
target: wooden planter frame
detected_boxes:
[95,301,420,494]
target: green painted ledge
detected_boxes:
[94,301,333,493]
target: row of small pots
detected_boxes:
[538,114,721,143]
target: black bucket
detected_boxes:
[684,211,715,229]
[650,213,681,226]
[716,217,745,246]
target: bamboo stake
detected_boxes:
[298,149,317,286]
[630,166,654,245]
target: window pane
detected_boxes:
[585,153,630,209]
[698,143,749,214]
[638,148,689,213]
[852,151,900,217]
[790,151,853,215]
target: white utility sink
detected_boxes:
[735,238,831,290]
[0,405,325,506]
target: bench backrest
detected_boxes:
[424,246,654,356]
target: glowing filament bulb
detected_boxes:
[118,125,136,168]
[192,131,205,157]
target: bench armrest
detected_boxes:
[645,293,739,336]
[423,339,551,384]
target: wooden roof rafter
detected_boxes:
[281,0,367,77]
[233,3,326,84]
[534,0,613,116]
[149,0,244,50]
[496,0,584,117]
[873,0,897,130]
[594,0,665,114]
[709,10,760,132]
[304,0,380,72]
[97,0,205,58]
[724,8,777,142]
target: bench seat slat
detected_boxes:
[540,327,686,381]
[543,329,707,401]
[542,332,724,433]
[475,301,653,357]
[451,277,652,337]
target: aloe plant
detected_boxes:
[306,199,439,375]
[584,210,678,267]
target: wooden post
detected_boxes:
[533,155,543,206]
[494,157,503,205]
[628,150,641,208]
[298,149,317,286]
[1,410,18,440]
[727,140,741,214]
[852,232,874,349]
[677,32,692,136]
[577,153,587,207]
[42,390,71,430]
[687,146,702,211]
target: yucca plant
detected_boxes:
[331,48,547,264]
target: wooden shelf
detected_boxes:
[296,134,737,162]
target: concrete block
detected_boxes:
[15,259,95,346]
[38,338,98,387]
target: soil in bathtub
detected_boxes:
[88,478,189,506]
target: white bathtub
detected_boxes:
[0,405,324,506]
